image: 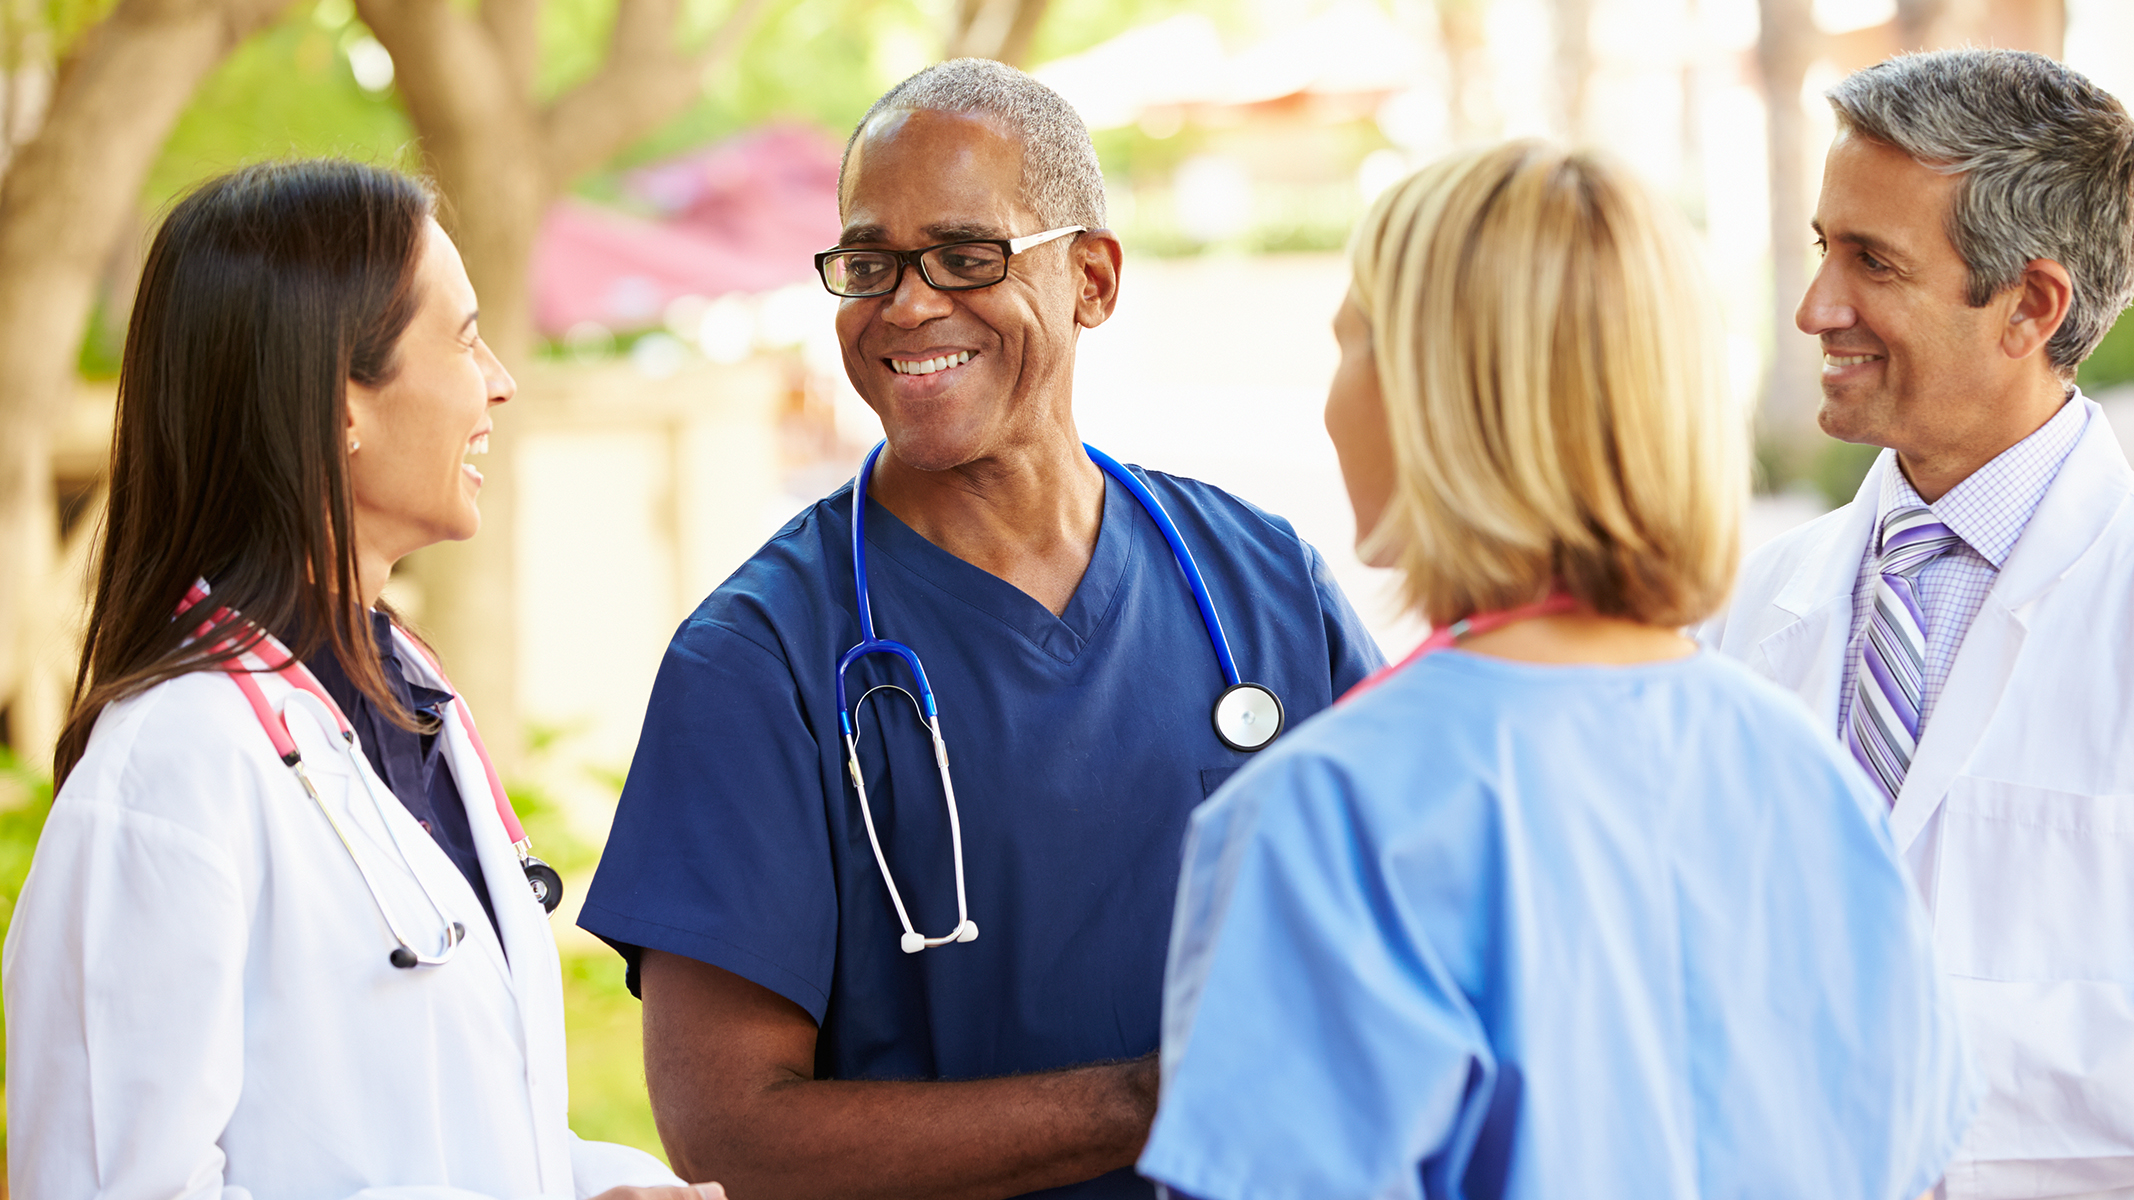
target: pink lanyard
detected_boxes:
[178,581,530,852]
[1341,593,1581,705]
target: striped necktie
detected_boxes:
[1847,505,1963,804]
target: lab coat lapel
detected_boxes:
[393,629,573,1195]
[1755,453,1888,728]
[1890,401,2134,851]
[275,669,517,990]
[386,630,542,989]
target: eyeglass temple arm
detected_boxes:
[1005,225,1086,253]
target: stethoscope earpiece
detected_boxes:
[899,920,979,955]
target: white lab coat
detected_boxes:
[1700,396,2134,1200]
[2,628,682,1200]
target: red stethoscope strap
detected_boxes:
[177,582,520,839]
[182,582,347,756]
[1341,592,1582,705]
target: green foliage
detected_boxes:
[78,0,415,374]
[0,750,56,971]
[1026,0,1253,63]
[77,294,125,380]
[2077,307,2134,395]
[509,725,661,1160]
[559,948,665,1159]
[39,0,121,59]
[506,778,600,876]
[580,0,945,182]
[1808,437,1882,510]
[145,2,416,213]
[570,0,1267,194]
[0,747,58,1159]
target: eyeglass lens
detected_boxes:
[822,242,1010,297]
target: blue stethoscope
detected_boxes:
[836,440,1284,955]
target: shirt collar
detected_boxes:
[1874,391,2089,567]
[365,609,455,716]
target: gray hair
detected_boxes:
[840,58,1107,230]
[1828,49,2134,373]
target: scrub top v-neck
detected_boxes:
[582,464,1381,1200]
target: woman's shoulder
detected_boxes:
[1227,649,1848,809]
[1199,671,1485,833]
[1360,646,1826,734]
[60,669,289,832]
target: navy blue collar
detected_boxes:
[855,470,1137,665]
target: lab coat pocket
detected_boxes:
[1936,776,2134,983]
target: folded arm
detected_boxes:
[640,949,1159,1200]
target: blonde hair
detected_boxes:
[1348,140,1745,629]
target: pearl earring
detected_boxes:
[349,439,361,452]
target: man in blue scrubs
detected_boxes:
[579,58,1380,1200]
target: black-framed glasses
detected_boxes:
[815,225,1087,298]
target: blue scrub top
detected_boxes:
[1140,650,1979,1200]
[581,465,1381,1199]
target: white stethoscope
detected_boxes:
[182,582,561,970]
[836,441,1284,955]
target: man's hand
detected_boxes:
[641,950,1159,1200]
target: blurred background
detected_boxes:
[3,0,2134,1170]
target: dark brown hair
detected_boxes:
[56,160,434,786]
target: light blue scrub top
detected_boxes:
[1138,649,1978,1200]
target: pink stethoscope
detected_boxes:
[181,581,560,970]
[1341,593,1581,704]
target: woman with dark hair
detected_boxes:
[3,160,721,1200]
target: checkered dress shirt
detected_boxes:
[1836,395,2089,739]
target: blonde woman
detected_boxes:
[1134,142,1977,1199]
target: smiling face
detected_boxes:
[834,108,1114,472]
[1325,293,1399,566]
[345,219,514,565]
[1799,132,2023,453]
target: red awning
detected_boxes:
[531,124,843,336]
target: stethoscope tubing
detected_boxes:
[280,688,467,967]
[1078,443,1243,688]
[180,580,558,968]
[218,642,466,969]
[836,441,1278,954]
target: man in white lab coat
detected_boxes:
[1700,48,2134,1200]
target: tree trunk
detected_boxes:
[1986,0,2062,54]
[1756,0,1822,477]
[1436,0,1492,142]
[357,0,543,766]
[1,0,57,179]
[354,0,768,770]
[1897,0,2059,51]
[0,0,290,763]
[1549,0,1592,141]
[946,0,1051,67]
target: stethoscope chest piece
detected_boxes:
[523,857,564,914]
[1212,682,1284,753]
